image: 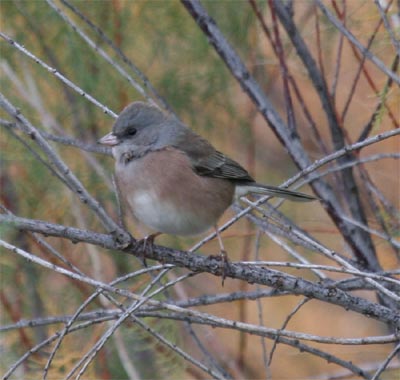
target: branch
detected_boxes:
[0,31,117,118]
[2,310,371,379]
[0,118,110,155]
[0,93,130,245]
[180,0,388,273]
[58,0,173,114]
[270,0,379,271]
[1,214,400,328]
[315,0,400,84]
[45,0,159,109]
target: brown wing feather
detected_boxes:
[173,130,254,182]
[195,150,254,180]
[171,128,316,202]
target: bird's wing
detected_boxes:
[173,131,254,182]
[172,129,316,202]
[194,149,254,180]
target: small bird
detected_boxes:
[99,101,315,281]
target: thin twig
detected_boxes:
[316,0,400,84]
[45,0,158,109]
[1,229,399,326]
[370,343,400,380]
[0,93,130,245]
[59,0,173,114]
[0,32,117,118]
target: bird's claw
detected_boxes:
[134,233,161,267]
[208,250,229,286]
[220,249,229,287]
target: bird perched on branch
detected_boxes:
[99,101,315,283]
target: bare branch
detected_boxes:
[0,31,117,117]
[0,93,130,244]
[316,0,400,83]
[1,216,399,327]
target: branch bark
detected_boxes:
[1,213,399,328]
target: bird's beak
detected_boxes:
[98,132,119,146]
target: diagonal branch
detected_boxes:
[0,93,130,245]
[181,0,381,271]
[1,214,399,328]
[316,0,400,83]
[270,0,379,271]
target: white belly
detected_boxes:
[128,191,211,236]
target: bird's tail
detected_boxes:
[235,183,316,202]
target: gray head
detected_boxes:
[99,101,185,160]
[113,102,165,137]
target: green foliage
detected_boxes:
[1,1,260,133]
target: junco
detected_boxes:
[99,102,315,280]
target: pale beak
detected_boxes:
[98,132,119,146]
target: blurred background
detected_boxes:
[1,1,399,379]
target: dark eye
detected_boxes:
[127,128,137,136]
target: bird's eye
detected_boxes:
[127,128,137,136]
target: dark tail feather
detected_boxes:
[236,183,316,202]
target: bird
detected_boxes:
[99,101,315,282]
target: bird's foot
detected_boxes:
[219,249,229,286]
[134,232,161,266]
[208,249,229,286]
[212,225,229,286]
